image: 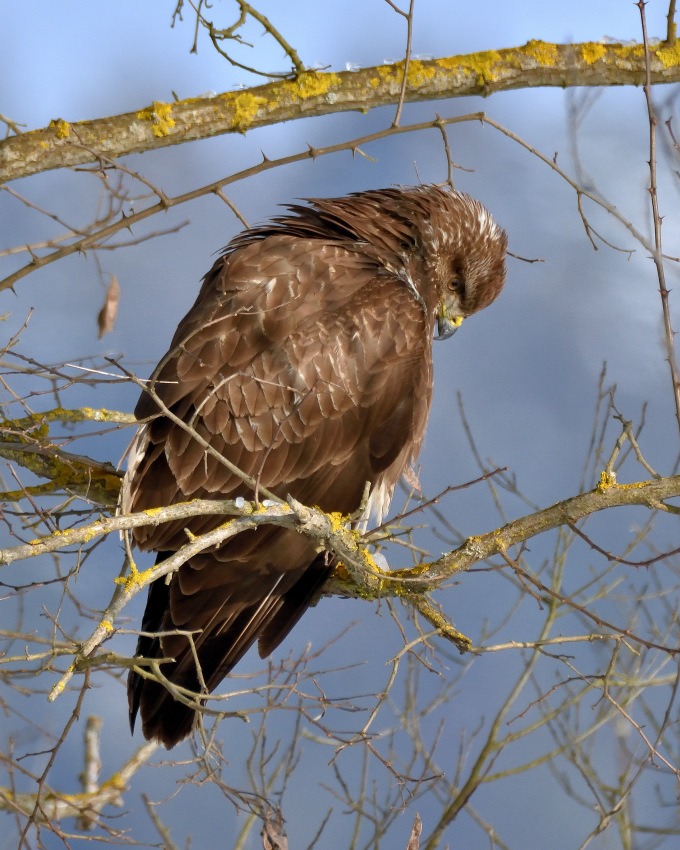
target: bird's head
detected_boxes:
[417,189,508,340]
[244,185,507,340]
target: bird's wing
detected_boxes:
[127,233,432,550]
[124,233,433,746]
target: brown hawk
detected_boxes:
[123,185,507,748]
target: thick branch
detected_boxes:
[0,739,157,824]
[0,441,123,507]
[0,409,134,505]
[5,471,679,586]
[41,473,680,697]
[2,40,679,182]
[327,473,680,595]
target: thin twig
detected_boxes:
[389,0,416,127]
[638,0,680,436]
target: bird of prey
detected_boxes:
[123,185,507,748]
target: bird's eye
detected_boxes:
[447,276,464,294]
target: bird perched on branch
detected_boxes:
[123,184,507,748]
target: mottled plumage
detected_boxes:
[123,185,507,748]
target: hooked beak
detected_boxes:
[435,310,463,341]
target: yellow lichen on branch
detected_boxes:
[656,39,680,67]
[0,408,134,506]
[3,407,136,429]
[581,42,607,64]
[114,562,157,594]
[3,40,680,182]
[521,39,560,66]
[136,101,176,137]
[227,92,266,131]
[0,440,123,507]
[49,118,71,138]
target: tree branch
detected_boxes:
[0,441,123,507]
[4,470,678,594]
[0,736,157,825]
[2,40,679,182]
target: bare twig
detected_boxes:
[637,0,680,437]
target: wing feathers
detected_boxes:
[126,212,440,747]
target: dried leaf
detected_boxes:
[97,275,120,338]
[402,463,422,494]
[261,809,287,850]
[406,813,422,850]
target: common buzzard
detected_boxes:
[123,185,507,747]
